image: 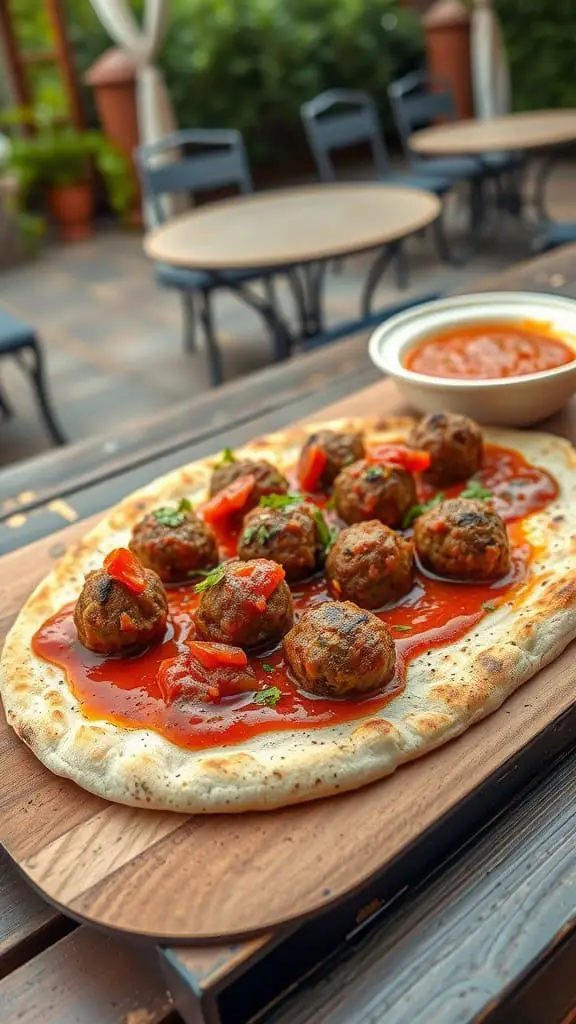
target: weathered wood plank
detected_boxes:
[0,928,177,1024]
[261,753,576,1024]
[0,851,71,980]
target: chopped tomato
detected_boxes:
[234,560,285,601]
[368,444,431,473]
[103,548,147,594]
[187,641,247,669]
[298,443,327,491]
[157,651,256,704]
[202,474,256,523]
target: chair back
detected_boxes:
[300,89,390,181]
[135,129,253,225]
[388,70,457,156]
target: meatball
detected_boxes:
[408,412,483,485]
[413,498,510,580]
[283,601,396,697]
[196,558,293,649]
[326,520,414,609]
[238,503,322,581]
[209,458,288,510]
[129,506,218,583]
[74,566,168,655]
[299,429,365,489]
[334,459,416,527]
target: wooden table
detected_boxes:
[410,110,576,227]
[1,245,576,1024]
[144,183,441,341]
[410,109,576,156]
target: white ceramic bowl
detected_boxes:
[368,291,576,426]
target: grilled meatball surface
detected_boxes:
[74,568,168,655]
[130,509,217,583]
[283,600,396,697]
[209,458,288,508]
[196,558,293,649]
[334,459,416,527]
[300,429,365,488]
[414,497,510,580]
[326,520,414,609]
[408,412,483,485]
[238,503,322,580]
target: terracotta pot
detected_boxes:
[47,182,94,242]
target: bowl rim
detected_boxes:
[368,290,576,390]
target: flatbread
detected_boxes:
[2,418,576,813]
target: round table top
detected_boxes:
[410,109,576,156]
[143,183,441,271]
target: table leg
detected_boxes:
[215,276,294,360]
[361,243,400,317]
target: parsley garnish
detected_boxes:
[153,497,192,528]
[219,447,236,464]
[242,524,273,547]
[365,465,385,482]
[194,564,226,592]
[242,525,257,546]
[326,495,336,511]
[401,492,445,529]
[262,663,275,673]
[482,601,496,612]
[259,493,302,509]
[313,508,338,551]
[393,624,412,631]
[460,479,493,501]
[253,686,282,706]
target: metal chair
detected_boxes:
[300,89,455,286]
[0,309,65,445]
[136,129,285,386]
[533,221,576,254]
[388,70,524,217]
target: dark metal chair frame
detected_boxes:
[136,129,293,386]
[388,69,525,220]
[300,88,463,300]
[0,312,65,445]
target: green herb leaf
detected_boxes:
[257,524,271,545]
[482,601,496,612]
[259,493,302,509]
[262,663,275,673]
[153,497,192,528]
[253,686,282,706]
[194,564,226,592]
[241,525,257,546]
[460,479,493,501]
[365,465,385,482]
[313,507,331,549]
[401,492,445,529]
[393,624,412,631]
[326,494,336,510]
[219,447,236,464]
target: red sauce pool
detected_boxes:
[405,321,574,379]
[32,444,557,751]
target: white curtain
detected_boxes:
[470,0,511,119]
[89,0,176,145]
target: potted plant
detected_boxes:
[1,107,134,242]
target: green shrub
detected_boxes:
[7,0,423,167]
[495,0,576,111]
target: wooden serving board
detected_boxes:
[1,381,576,944]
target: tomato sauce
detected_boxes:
[32,444,558,751]
[405,321,574,379]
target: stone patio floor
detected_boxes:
[0,159,575,468]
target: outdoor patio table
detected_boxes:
[143,182,441,347]
[1,245,576,1024]
[410,109,576,226]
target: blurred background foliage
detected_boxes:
[495,0,576,112]
[6,0,422,164]
[5,0,576,167]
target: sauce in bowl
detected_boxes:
[405,321,574,380]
